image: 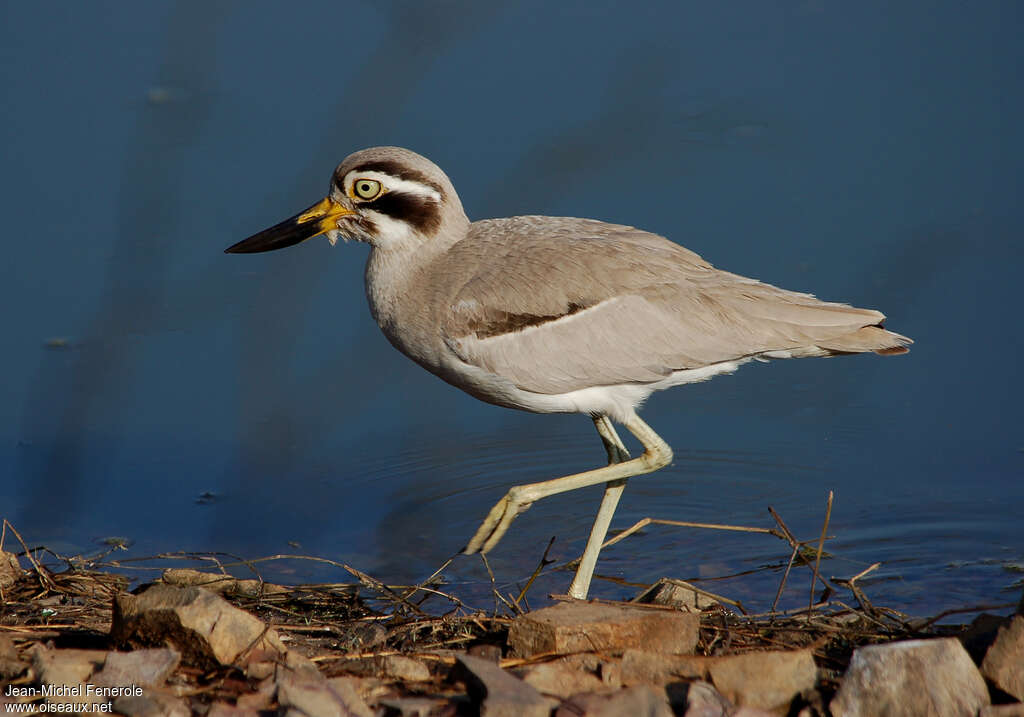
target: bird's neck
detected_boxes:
[362,230,458,358]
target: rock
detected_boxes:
[831,638,990,717]
[111,584,286,669]
[325,676,376,714]
[207,702,260,717]
[377,696,455,716]
[113,690,191,717]
[454,653,558,717]
[161,568,290,598]
[979,705,1024,717]
[962,613,1012,663]
[531,653,622,690]
[634,578,719,610]
[381,655,431,682]
[982,615,1024,700]
[332,654,430,682]
[29,645,108,708]
[274,650,323,683]
[0,550,23,588]
[468,643,503,662]
[0,633,26,679]
[517,660,605,698]
[681,680,733,717]
[92,648,180,687]
[276,671,374,717]
[707,649,817,712]
[235,677,276,711]
[508,602,699,657]
[621,649,708,685]
[555,684,674,717]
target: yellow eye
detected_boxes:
[353,178,383,200]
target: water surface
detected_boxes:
[2,1,1021,617]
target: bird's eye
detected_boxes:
[353,179,383,200]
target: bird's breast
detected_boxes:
[364,248,450,371]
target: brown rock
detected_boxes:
[979,705,1024,717]
[29,645,108,707]
[982,614,1024,700]
[634,578,719,610]
[111,584,286,669]
[517,660,605,698]
[0,633,26,679]
[331,654,430,682]
[277,671,374,717]
[708,649,817,712]
[681,680,733,717]
[326,676,376,712]
[0,550,23,589]
[961,613,1012,663]
[92,648,180,687]
[468,643,503,662]
[509,602,699,657]
[381,655,431,682]
[236,677,276,711]
[113,689,191,717]
[275,649,323,682]
[377,696,454,716]
[207,702,260,717]
[555,684,674,717]
[455,653,558,717]
[161,568,290,598]
[621,649,708,685]
[831,638,989,717]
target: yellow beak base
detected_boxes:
[225,198,353,254]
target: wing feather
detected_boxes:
[438,217,910,395]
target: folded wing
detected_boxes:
[440,217,911,395]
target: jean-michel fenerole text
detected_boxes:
[5,683,144,698]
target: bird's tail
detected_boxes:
[818,324,913,356]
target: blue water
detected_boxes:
[2,1,1021,616]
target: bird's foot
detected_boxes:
[463,487,534,555]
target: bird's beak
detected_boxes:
[224,197,355,254]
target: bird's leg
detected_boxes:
[463,414,673,567]
[566,415,631,599]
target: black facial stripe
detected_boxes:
[366,191,442,235]
[342,161,445,196]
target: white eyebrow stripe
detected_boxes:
[344,171,441,202]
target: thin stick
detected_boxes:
[770,543,802,617]
[768,507,800,550]
[849,562,881,583]
[399,555,455,603]
[911,602,1018,631]
[514,536,556,612]
[479,554,516,615]
[343,564,427,616]
[807,491,833,617]
[601,517,778,552]
[3,520,56,591]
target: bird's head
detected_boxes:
[225,146,468,255]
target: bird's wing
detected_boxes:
[439,217,908,395]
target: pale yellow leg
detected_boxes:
[566,415,631,599]
[464,412,673,598]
